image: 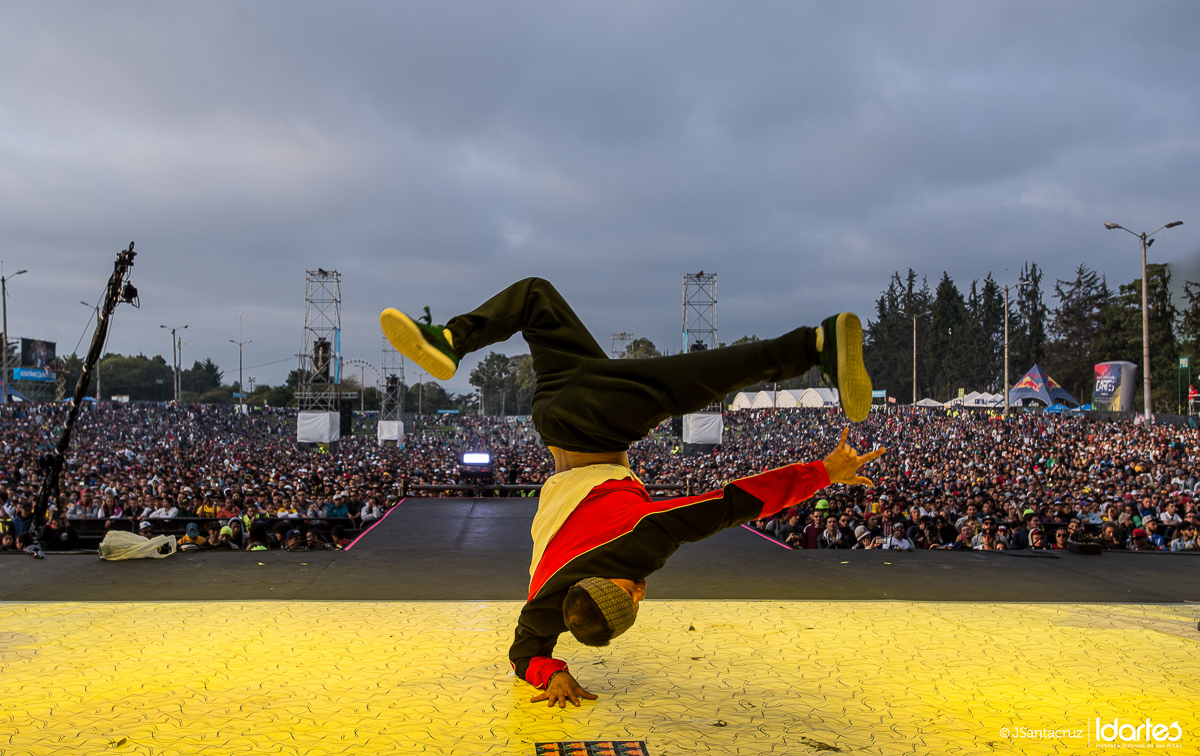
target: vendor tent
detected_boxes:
[1008,364,1079,407]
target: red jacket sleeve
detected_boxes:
[521,657,569,689]
[732,460,830,519]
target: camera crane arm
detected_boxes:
[34,242,139,530]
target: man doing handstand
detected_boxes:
[381,278,884,707]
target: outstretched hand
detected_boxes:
[822,427,886,487]
[530,671,598,708]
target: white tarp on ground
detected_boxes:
[683,413,723,445]
[297,411,341,443]
[377,420,404,445]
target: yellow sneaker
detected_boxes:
[380,306,459,380]
[818,312,872,422]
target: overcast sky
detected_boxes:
[2,1,1197,395]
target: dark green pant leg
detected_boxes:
[537,328,821,452]
[445,277,607,368]
[444,277,820,453]
[444,279,609,442]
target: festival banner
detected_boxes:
[1093,361,1137,412]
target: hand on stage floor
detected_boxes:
[530,671,598,708]
[822,427,886,487]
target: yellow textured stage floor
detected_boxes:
[1,601,1197,755]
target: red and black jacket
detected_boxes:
[509,460,830,688]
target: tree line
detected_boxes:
[864,262,1199,411]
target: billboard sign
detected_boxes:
[1093,361,1137,412]
[12,367,53,382]
[20,338,55,368]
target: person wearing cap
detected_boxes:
[138,521,154,537]
[508,429,882,707]
[178,522,205,551]
[1141,516,1167,551]
[851,524,877,549]
[881,521,914,550]
[1009,511,1041,551]
[1027,529,1051,551]
[1128,528,1155,551]
[285,529,305,550]
[970,516,1009,549]
[381,278,881,708]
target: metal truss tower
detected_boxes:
[682,271,717,353]
[380,335,405,421]
[611,331,634,359]
[297,269,342,412]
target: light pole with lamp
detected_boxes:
[1104,220,1184,421]
[175,336,184,400]
[1,268,28,404]
[912,309,932,405]
[230,312,251,412]
[160,323,187,402]
[1003,278,1031,418]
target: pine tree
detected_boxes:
[976,274,1005,391]
[1010,262,1048,374]
[928,272,978,401]
[1047,264,1112,403]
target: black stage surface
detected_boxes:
[2,497,1197,602]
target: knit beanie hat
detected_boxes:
[575,577,638,639]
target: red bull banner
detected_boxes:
[1093,361,1137,412]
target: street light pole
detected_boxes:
[229,312,251,412]
[160,323,188,402]
[912,309,932,405]
[1,268,28,405]
[176,336,185,400]
[1105,220,1184,421]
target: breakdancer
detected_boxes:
[381,278,884,707]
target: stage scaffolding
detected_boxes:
[683,271,717,353]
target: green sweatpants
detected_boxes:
[446,278,821,452]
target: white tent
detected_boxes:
[750,391,777,408]
[946,391,1004,407]
[914,398,944,407]
[730,388,838,410]
[775,389,801,408]
[730,391,755,410]
[798,388,839,407]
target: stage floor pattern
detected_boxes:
[2,600,1198,755]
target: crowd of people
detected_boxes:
[2,402,1199,555]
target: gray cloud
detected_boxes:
[0,1,1196,395]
